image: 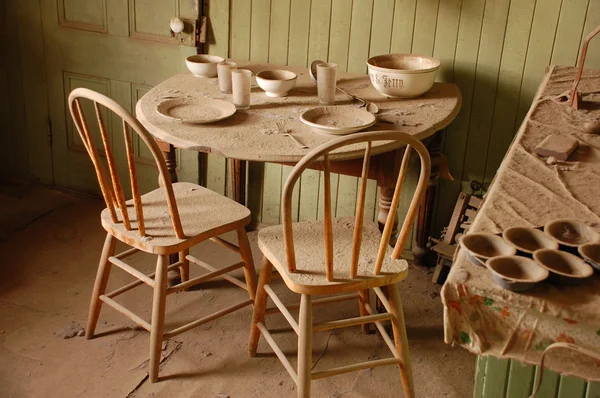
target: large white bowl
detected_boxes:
[255,70,297,97]
[185,54,225,77]
[366,53,440,98]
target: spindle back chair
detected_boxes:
[250,130,431,397]
[68,88,257,383]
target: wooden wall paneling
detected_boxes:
[269,0,291,65]
[482,356,510,398]
[390,0,417,54]
[551,0,589,66]
[586,382,600,398]
[335,175,358,217]
[205,0,230,57]
[580,0,600,68]
[473,355,487,398]
[0,2,16,179]
[328,0,352,71]
[128,0,179,42]
[516,0,562,124]
[506,360,535,398]
[347,0,374,74]
[436,0,485,233]
[432,0,461,82]
[461,0,511,195]
[262,161,283,224]
[58,0,108,33]
[481,0,536,187]
[14,0,53,184]
[558,375,587,398]
[368,0,395,58]
[308,0,333,64]
[250,0,271,62]
[287,0,311,67]
[298,168,320,221]
[230,0,252,59]
[411,0,440,56]
[533,366,561,397]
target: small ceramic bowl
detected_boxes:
[543,219,600,248]
[185,54,225,77]
[578,243,600,271]
[366,53,440,98]
[533,249,594,283]
[485,255,549,292]
[502,227,558,254]
[459,233,517,265]
[255,70,297,97]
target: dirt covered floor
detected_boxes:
[0,183,474,397]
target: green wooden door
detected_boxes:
[40,0,200,194]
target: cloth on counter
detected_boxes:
[442,65,600,382]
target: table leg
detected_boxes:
[412,131,442,266]
[161,144,182,285]
[230,159,247,205]
[378,186,398,239]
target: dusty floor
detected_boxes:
[0,183,475,397]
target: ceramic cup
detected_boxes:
[317,63,338,105]
[231,69,252,110]
[217,61,237,94]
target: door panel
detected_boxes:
[42,0,198,195]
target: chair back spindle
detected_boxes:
[68,88,185,239]
[281,131,431,280]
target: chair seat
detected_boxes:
[101,182,250,254]
[258,217,408,295]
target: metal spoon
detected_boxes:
[309,60,379,114]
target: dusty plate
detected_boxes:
[485,255,549,292]
[300,106,376,135]
[155,97,236,124]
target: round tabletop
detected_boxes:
[136,61,461,163]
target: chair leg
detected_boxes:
[237,227,257,300]
[178,249,189,283]
[358,289,370,334]
[387,283,414,398]
[297,294,312,398]
[86,233,117,339]
[249,256,273,356]
[149,254,169,383]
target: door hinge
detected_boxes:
[47,117,53,146]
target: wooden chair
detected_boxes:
[68,88,257,382]
[249,131,431,398]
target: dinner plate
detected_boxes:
[155,97,236,124]
[299,106,376,135]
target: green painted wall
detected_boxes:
[204,0,600,235]
[475,356,600,398]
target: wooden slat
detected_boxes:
[209,236,240,253]
[287,0,311,66]
[351,142,371,277]
[113,247,139,260]
[250,0,271,62]
[108,256,155,287]
[268,0,291,65]
[586,382,600,398]
[482,356,510,398]
[323,155,334,281]
[206,0,230,56]
[580,1,600,68]
[364,303,397,357]
[533,366,561,398]
[307,0,333,64]
[230,0,251,60]
[550,0,589,66]
[163,299,253,339]
[311,358,400,380]
[264,292,359,315]
[264,284,299,334]
[166,261,245,294]
[473,356,488,398]
[187,255,248,291]
[558,374,587,398]
[506,359,535,398]
[390,0,417,53]
[432,0,461,81]
[105,260,183,299]
[123,121,145,236]
[368,0,395,58]
[261,163,283,224]
[312,312,392,332]
[99,295,151,331]
[257,322,298,384]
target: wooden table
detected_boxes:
[136,61,461,264]
[442,66,600,395]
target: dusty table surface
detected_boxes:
[442,65,600,382]
[136,61,461,162]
